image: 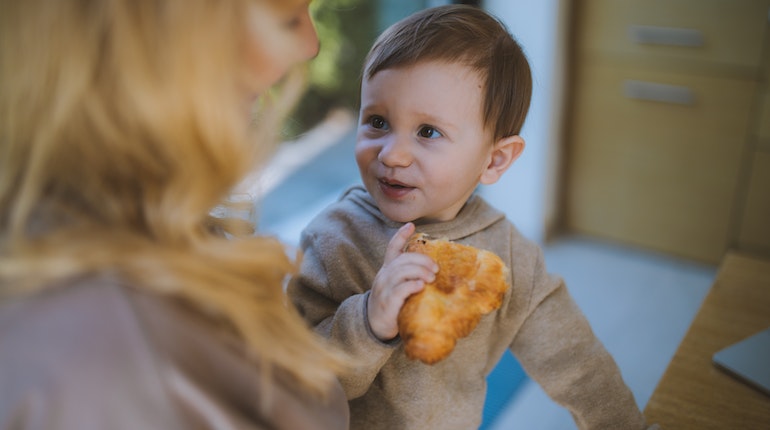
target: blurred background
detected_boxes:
[241,1,770,428]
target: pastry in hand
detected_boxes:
[397,233,510,364]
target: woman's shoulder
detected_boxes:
[0,277,190,428]
[0,277,349,430]
[0,277,170,382]
[0,276,148,353]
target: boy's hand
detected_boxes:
[367,223,439,341]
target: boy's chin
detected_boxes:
[376,201,452,224]
[383,211,417,224]
[377,205,418,225]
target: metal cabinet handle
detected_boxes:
[629,25,704,47]
[624,80,695,105]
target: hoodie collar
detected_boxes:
[343,185,505,241]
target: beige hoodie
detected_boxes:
[289,185,656,430]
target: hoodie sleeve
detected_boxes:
[510,249,651,430]
[287,228,398,400]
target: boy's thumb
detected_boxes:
[384,222,415,262]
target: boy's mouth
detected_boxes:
[380,177,411,188]
[378,177,415,197]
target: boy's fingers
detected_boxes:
[383,223,415,263]
[399,279,426,300]
[396,262,436,284]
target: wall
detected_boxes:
[480,0,569,243]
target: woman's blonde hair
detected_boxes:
[0,0,347,396]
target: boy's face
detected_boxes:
[356,61,498,223]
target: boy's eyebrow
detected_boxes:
[413,111,459,134]
[358,103,383,115]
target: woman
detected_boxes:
[0,0,349,429]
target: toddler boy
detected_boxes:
[289,5,657,429]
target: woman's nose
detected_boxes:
[378,135,412,167]
[299,10,320,61]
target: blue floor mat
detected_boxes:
[480,351,528,429]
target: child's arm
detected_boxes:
[367,222,438,341]
[511,252,651,429]
[287,222,436,399]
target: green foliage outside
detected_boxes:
[283,0,378,139]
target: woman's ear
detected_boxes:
[479,135,525,185]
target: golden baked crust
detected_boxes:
[397,233,511,364]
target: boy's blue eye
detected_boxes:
[418,126,442,139]
[369,115,388,130]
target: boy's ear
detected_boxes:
[479,135,525,185]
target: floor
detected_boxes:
[248,113,719,429]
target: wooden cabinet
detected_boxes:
[565,0,770,263]
[577,0,768,71]
[737,152,770,253]
[735,57,770,256]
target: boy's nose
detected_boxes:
[377,135,412,167]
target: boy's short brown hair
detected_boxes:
[363,4,532,140]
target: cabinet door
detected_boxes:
[736,151,770,254]
[566,61,757,262]
[757,86,770,142]
[578,0,769,72]
[736,62,770,255]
